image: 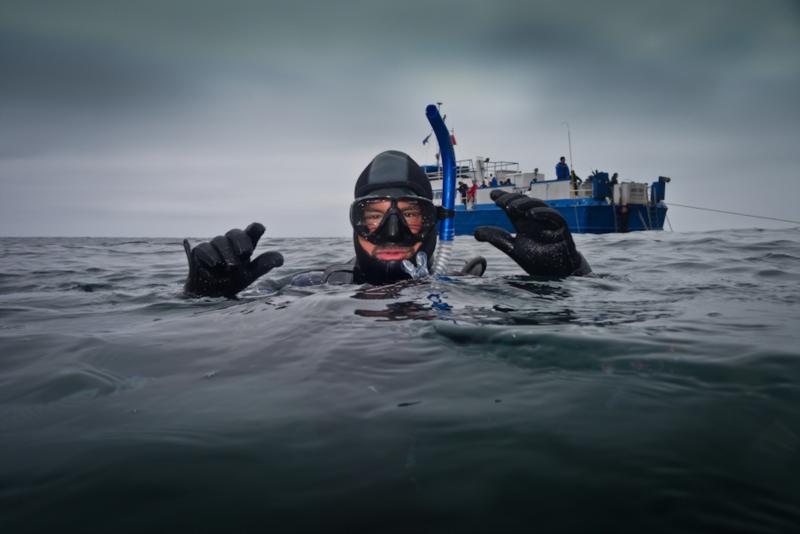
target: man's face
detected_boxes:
[356,199,424,261]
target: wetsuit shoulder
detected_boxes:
[284,260,356,287]
[289,256,485,287]
[321,259,358,285]
[445,256,487,277]
[461,256,487,276]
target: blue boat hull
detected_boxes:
[448,199,667,234]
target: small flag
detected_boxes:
[450,129,457,146]
[422,133,432,146]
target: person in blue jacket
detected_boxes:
[556,156,570,180]
[183,150,591,297]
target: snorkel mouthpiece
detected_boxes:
[401,251,430,280]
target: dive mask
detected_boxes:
[350,195,438,246]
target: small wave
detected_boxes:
[712,265,752,274]
[30,269,81,276]
[755,269,799,280]
[58,282,114,292]
[661,261,714,270]
[762,252,800,261]
[101,273,140,282]
[680,236,730,246]
[732,239,799,251]
[431,322,660,360]
[11,366,136,404]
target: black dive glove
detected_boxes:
[474,190,591,277]
[183,222,284,297]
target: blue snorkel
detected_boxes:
[426,104,457,274]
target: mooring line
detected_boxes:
[667,203,800,225]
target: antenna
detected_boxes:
[562,121,573,171]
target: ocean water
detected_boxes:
[1,229,799,533]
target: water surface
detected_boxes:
[1,229,799,533]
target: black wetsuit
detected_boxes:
[183,151,591,298]
[286,256,490,287]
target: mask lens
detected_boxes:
[360,199,390,232]
[350,196,436,242]
[397,200,425,231]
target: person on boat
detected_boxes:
[570,169,583,195]
[556,157,570,180]
[490,175,499,187]
[183,150,591,297]
[529,168,539,190]
[467,181,478,206]
[457,181,469,206]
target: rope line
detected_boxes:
[667,203,800,225]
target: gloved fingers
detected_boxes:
[491,192,552,230]
[193,241,223,269]
[210,235,240,268]
[490,189,548,208]
[225,228,254,259]
[244,222,266,248]
[525,196,549,208]
[249,251,284,281]
[514,198,549,212]
[474,226,515,255]
[183,239,192,264]
[507,197,548,218]
[529,206,567,230]
[489,190,525,209]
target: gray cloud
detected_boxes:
[1,0,798,236]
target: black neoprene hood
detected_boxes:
[350,150,438,285]
[354,151,433,200]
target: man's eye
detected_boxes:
[402,210,422,219]
[364,212,383,223]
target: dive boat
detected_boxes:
[423,158,670,234]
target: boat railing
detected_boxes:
[425,158,477,182]
[570,187,593,199]
[425,159,520,183]
[567,181,664,206]
[484,160,520,174]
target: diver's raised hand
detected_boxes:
[183,223,284,297]
[474,190,591,277]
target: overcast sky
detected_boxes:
[1,0,798,237]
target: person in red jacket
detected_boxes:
[467,181,478,206]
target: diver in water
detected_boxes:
[183,150,591,297]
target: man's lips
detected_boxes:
[373,247,413,261]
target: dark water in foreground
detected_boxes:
[1,229,799,533]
